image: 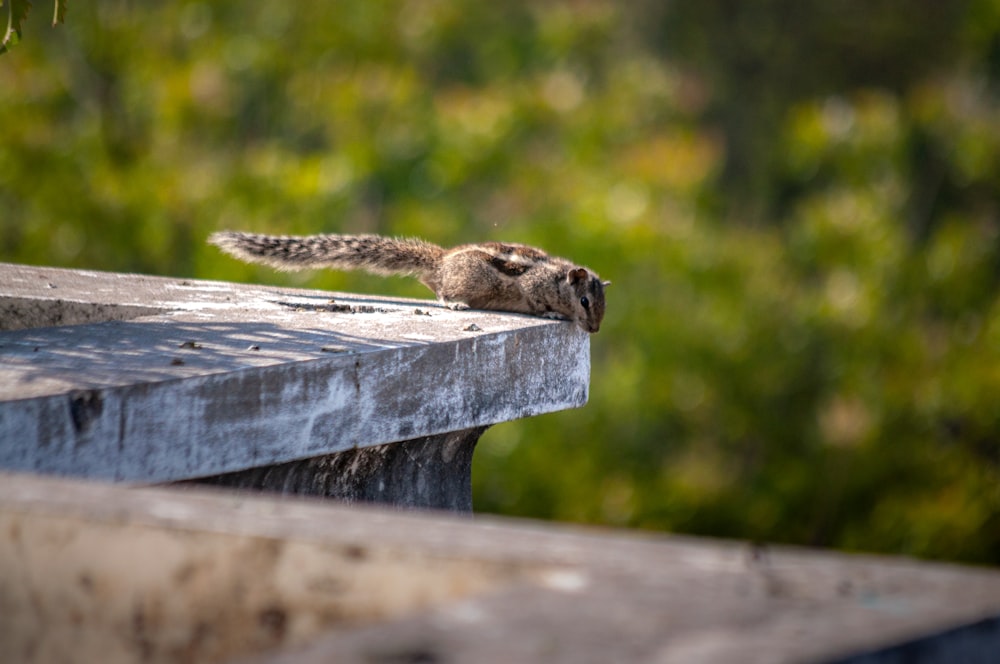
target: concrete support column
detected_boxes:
[189,426,488,512]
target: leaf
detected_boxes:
[52,0,63,26]
[1,0,32,55]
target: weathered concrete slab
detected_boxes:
[2,472,1000,664]
[0,262,589,482]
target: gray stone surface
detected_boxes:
[0,262,589,483]
[189,426,487,512]
[3,472,1000,664]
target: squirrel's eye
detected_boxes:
[580,296,590,309]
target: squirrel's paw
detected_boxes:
[443,300,471,311]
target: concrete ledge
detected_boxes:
[3,472,1000,664]
[0,263,589,484]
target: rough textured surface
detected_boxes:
[0,296,164,331]
[190,426,487,512]
[0,473,527,664]
[3,472,1000,664]
[0,262,589,483]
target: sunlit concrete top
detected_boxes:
[0,262,589,482]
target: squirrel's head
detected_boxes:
[566,267,609,334]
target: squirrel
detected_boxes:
[208,231,609,333]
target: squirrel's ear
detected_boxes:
[602,280,612,288]
[568,267,588,284]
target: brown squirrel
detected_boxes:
[208,231,609,333]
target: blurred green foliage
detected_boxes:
[3,1,1000,564]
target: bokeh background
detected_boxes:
[3,1,999,564]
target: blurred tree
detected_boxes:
[2,0,998,564]
[640,0,975,225]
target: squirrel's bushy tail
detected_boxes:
[208,232,444,277]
